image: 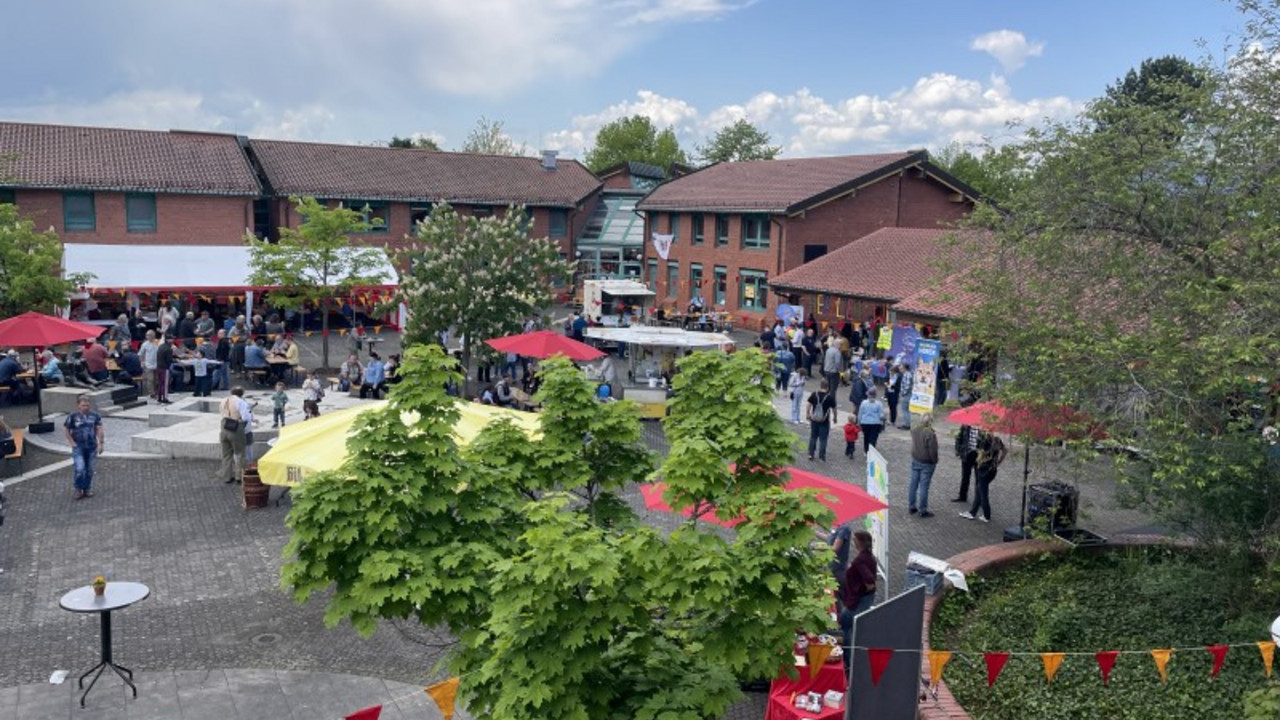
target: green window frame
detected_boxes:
[125,193,157,233]
[63,191,96,232]
[666,261,679,298]
[350,200,389,233]
[691,213,704,245]
[647,259,659,291]
[738,268,768,311]
[713,265,727,305]
[0,188,15,205]
[741,214,770,249]
[690,263,703,299]
[549,209,568,238]
[715,214,730,246]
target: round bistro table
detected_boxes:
[59,581,150,707]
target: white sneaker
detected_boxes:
[977,515,990,523]
[959,511,974,520]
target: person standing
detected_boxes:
[843,415,861,459]
[302,371,325,419]
[896,363,914,430]
[953,418,981,503]
[63,395,104,500]
[213,330,231,392]
[787,369,806,424]
[885,365,902,426]
[828,520,854,600]
[774,344,795,394]
[154,335,173,404]
[806,380,837,462]
[857,387,886,454]
[822,341,843,396]
[191,353,212,397]
[218,387,253,484]
[839,530,878,674]
[908,414,938,518]
[271,382,289,427]
[138,330,158,399]
[360,352,385,399]
[961,431,1008,523]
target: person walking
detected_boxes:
[218,387,253,484]
[787,370,806,424]
[953,418,981,503]
[857,388,886,454]
[63,395,104,500]
[806,380,837,462]
[302,371,324,419]
[961,431,1008,523]
[908,414,938,518]
[843,415,861,459]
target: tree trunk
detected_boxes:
[321,296,331,370]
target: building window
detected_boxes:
[471,205,493,218]
[739,269,768,311]
[125,193,157,233]
[669,212,680,239]
[715,214,730,246]
[741,214,770,249]
[348,201,389,233]
[691,213,704,245]
[803,244,828,263]
[63,192,96,232]
[666,261,679,298]
[549,209,568,238]
[713,265,727,305]
[647,259,659,291]
[0,188,14,205]
[690,263,703,299]
[410,203,434,230]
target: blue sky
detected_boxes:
[0,0,1247,159]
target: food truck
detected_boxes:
[584,326,735,419]
[581,279,655,326]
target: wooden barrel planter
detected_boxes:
[241,465,270,510]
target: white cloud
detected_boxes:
[970,30,1045,73]
[621,0,760,25]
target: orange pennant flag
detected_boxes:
[1150,649,1173,684]
[1040,652,1065,683]
[373,325,383,334]
[1259,642,1276,678]
[426,677,460,720]
[808,643,834,678]
[305,331,314,337]
[926,650,952,689]
[338,328,348,336]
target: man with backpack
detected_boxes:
[806,379,837,462]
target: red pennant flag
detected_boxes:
[1096,651,1119,685]
[345,705,382,720]
[1206,644,1229,677]
[867,648,893,686]
[984,652,1010,687]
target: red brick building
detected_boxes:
[248,141,602,258]
[634,150,977,325]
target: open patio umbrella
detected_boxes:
[257,399,542,487]
[0,312,106,428]
[640,466,888,527]
[946,400,1105,536]
[485,330,605,362]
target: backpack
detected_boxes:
[808,393,830,423]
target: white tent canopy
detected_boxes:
[63,243,397,291]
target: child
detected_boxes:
[843,414,861,458]
[301,370,324,419]
[271,382,288,428]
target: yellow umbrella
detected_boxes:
[257,400,541,487]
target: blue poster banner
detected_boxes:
[909,339,942,415]
[888,325,921,361]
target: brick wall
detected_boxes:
[13,189,252,246]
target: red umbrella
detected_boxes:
[485,330,605,362]
[0,312,105,426]
[641,466,888,527]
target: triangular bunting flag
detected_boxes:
[1259,641,1276,678]
[338,328,348,336]
[926,650,952,689]
[1096,651,1119,686]
[1040,652,1065,683]
[867,648,893,686]
[426,677,460,720]
[344,705,382,720]
[373,325,383,333]
[984,652,1010,688]
[1150,649,1173,684]
[808,644,834,679]
[1206,644,1229,677]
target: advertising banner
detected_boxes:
[887,325,921,362]
[865,447,890,590]
[909,339,942,415]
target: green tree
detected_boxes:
[930,142,1027,206]
[959,20,1280,584]
[0,202,88,316]
[246,197,391,370]
[282,347,835,720]
[397,203,569,392]
[584,115,689,173]
[461,116,523,155]
[388,135,441,151]
[696,119,781,164]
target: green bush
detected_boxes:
[930,547,1278,720]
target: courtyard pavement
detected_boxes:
[0,329,1159,720]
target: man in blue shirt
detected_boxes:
[63,395,104,500]
[360,352,385,399]
[0,350,21,385]
[244,338,269,370]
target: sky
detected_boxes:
[0,0,1250,160]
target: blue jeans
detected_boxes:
[72,445,97,491]
[908,460,937,513]
[213,362,230,391]
[790,388,805,423]
[808,422,830,461]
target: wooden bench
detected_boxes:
[3,429,24,476]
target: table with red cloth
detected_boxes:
[764,660,846,720]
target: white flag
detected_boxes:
[651,233,674,260]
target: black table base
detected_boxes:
[76,609,137,707]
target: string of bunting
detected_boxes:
[340,676,463,720]
[848,642,1275,691]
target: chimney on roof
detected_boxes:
[541,150,558,171]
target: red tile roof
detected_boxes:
[250,140,601,207]
[769,227,981,302]
[892,265,982,321]
[637,151,923,212]
[0,122,261,195]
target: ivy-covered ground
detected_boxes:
[929,547,1278,720]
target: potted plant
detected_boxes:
[91,576,107,597]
